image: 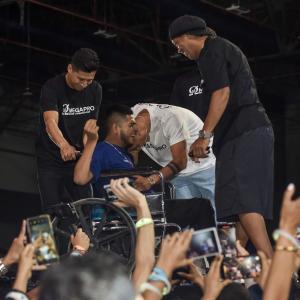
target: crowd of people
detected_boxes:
[1,13,299,300]
[1,179,300,300]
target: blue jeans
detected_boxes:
[171,166,216,212]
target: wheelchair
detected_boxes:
[51,169,181,270]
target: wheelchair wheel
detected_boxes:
[53,198,136,269]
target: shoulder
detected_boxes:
[89,80,102,93]
[42,74,65,89]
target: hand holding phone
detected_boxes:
[188,227,222,260]
[223,255,262,282]
[26,214,59,265]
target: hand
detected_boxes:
[12,244,35,293]
[60,143,79,161]
[70,228,90,252]
[3,220,26,266]
[279,183,300,234]
[110,177,146,208]
[256,250,271,290]
[133,175,152,191]
[84,119,99,144]
[189,137,210,161]
[156,230,193,277]
[202,255,231,300]
[236,240,249,256]
[177,262,204,287]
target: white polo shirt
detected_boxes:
[132,103,215,175]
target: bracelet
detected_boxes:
[273,229,300,248]
[167,162,180,174]
[139,282,162,296]
[136,218,153,229]
[147,175,158,186]
[148,267,171,295]
[275,245,298,253]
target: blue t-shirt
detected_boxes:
[90,141,134,196]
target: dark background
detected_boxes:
[1,0,300,251]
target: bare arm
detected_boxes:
[132,197,155,288]
[134,140,187,190]
[74,120,99,185]
[190,87,230,159]
[43,111,78,161]
[203,87,230,133]
[263,184,300,300]
[110,178,155,289]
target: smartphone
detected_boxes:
[188,227,222,259]
[26,214,59,265]
[218,223,237,258]
[103,179,135,201]
[223,255,261,282]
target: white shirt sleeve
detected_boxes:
[162,113,189,146]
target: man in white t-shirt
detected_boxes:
[131,103,216,210]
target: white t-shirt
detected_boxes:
[132,103,216,175]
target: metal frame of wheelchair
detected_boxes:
[52,170,181,269]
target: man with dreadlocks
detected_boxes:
[169,15,274,258]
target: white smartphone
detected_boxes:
[188,227,222,259]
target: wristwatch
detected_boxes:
[199,129,213,139]
[0,259,9,277]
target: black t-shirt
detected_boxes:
[36,74,102,169]
[172,36,271,152]
[169,68,210,121]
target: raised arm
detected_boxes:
[110,178,155,289]
[263,184,300,300]
[74,119,99,185]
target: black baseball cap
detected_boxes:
[169,15,207,40]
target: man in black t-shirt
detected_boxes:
[169,15,274,257]
[36,48,102,211]
[169,68,210,121]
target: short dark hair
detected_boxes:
[39,252,134,300]
[217,282,251,300]
[104,104,133,135]
[71,48,100,72]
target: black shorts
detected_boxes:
[215,126,274,220]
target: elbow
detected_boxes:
[73,171,87,186]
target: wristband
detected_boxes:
[136,218,153,229]
[148,267,171,295]
[139,282,162,296]
[5,290,29,300]
[275,245,298,252]
[273,229,300,248]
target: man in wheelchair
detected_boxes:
[74,104,137,197]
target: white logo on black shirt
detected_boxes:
[62,104,95,115]
[189,85,203,96]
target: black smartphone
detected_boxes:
[188,227,222,259]
[223,255,261,282]
[103,179,135,201]
[26,214,59,265]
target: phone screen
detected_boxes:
[188,227,222,259]
[223,255,261,282]
[218,223,237,258]
[27,214,59,265]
